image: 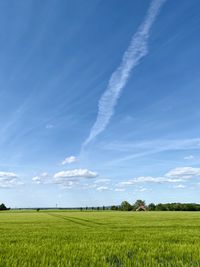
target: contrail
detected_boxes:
[83,0,166,148]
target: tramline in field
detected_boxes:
[0,210,200,267]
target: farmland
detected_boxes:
[0,211,200,266]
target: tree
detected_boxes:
[0,203,8,211]
[148,203,156,211]
[156,203,168,211]
[120,201,132,211]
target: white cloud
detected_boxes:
[115,188,126,192]
[32,169,98,189]
[62,156,78,165]
[118,176,182,186]
[117,167,200,188]
[61,180,79,189]
[53,169,98,189]
[0,172,23,188]
[174,184,186,189]
[184,155,195,160]
[166,167,200,179]
[119,181,136,186]
[139,187,149,192]
[32,176,41,184]
[32,173,49,185]
[96,186,109,191]
[83,0,166,147]
[80,179,111,191]
[54,169,98,179]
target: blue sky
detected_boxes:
[1,0,200,207]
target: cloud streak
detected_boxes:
[105,138,200,164]
[83,0,166,147]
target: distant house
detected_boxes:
[136,205,146,211]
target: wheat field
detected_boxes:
[0,211,200,266]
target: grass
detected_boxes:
[0,211,200,266]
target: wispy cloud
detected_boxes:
[83,0,166,147]
[105,138,200,164]
[139,187,150,192]
[103,138,200,153]
[184,155,195,160]
[96,186,110,191]
[174,184,186,189]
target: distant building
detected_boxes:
[136,205,146,211]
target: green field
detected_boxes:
[0,211,200,267]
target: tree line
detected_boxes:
[1,201,200,211]
[111,200,200,211]
[0,203,10,211]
